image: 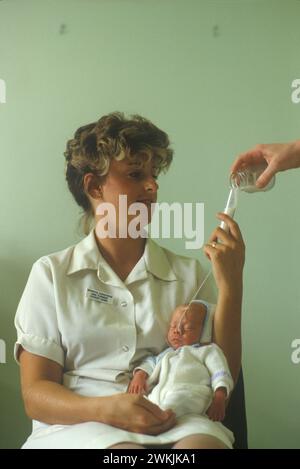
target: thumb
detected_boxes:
[256,164,276,188]
[138,396,172,420]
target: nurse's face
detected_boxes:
[167,304,205,350]
[93,155,159,237]
[100,155,158,206]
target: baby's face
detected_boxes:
[167,303,206,350]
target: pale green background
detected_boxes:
[1,0,299,449]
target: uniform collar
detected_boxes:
[67,229,101,275]
[144,238,177,282]
[67,230,177,285]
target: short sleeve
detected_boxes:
[14,258,64,366]
[194,260,217,343]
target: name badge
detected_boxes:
[86,288,113,304]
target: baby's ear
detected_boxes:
[190,301,208,327]
[191,301,207,314]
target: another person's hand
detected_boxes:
[231,140,300,188]
[127,370,148,395]
[206,387,227,421]
[100,393,176,435]
[204,214,245,294]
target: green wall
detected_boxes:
[1,0,299,448]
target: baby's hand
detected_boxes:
[127,370,149,395]
[206,387,227,421]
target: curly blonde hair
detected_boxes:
[64,112,173,235]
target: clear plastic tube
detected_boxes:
[220,187,239,232]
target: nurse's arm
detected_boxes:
[18,347,176,434]
[204,214,245,384]
[212,288,242,385]
[19,347,99,425]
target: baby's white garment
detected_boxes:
[144,344,233,418]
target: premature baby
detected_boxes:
[127,302,234,421]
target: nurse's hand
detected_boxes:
[203,214,245,294]
[100,393,176,435]
[231,141,300,188]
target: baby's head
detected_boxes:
[167,302,207,350]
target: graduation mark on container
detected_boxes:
[0,339,6,364]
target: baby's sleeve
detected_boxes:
[134,355,157,376]
[204,344,234,397]
[14,258,64,367]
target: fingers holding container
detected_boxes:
[203,213,245,293]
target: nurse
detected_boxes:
[15,112,245,449]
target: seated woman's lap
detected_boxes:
[108,434,228,449]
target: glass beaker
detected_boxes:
[230,163,275,193]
